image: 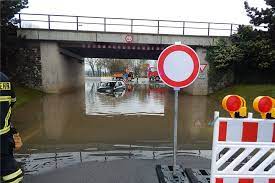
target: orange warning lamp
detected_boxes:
[222,95,247,118]
[253,96,275,119]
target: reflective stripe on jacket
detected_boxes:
[0,72,16,135]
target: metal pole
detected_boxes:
[19,13,21,28]
[76,16,79,31]
[104,18,106,32]
[207,23,210,36]
[173,88,179,175]
[157,20,160,34]
[48,15,51,30]
[131,19,133,33]
[182,21,185,35]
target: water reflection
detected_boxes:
[85,78,166,115]
[43,95,69,140]
[13,77,217,147]
[12,77,220,175]
[113,90,126,98]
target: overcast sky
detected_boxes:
[21,0,268,25]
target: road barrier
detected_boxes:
[210,115,275,182]
[211,95,275,183]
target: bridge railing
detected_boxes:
[15,13,265,37]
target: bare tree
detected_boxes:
[86,58,149,77]
[96,60,104,76]
[105,59,127,74]
[86,58,96,76]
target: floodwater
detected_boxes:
[13,77,222,175]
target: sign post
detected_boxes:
[173,87,179,174]
[157,42,200,176]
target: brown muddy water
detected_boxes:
[12,77,223,175]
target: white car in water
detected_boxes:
[97,80,126,93]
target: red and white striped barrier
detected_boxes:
[218,120,275,143]
[215,178,275,183]
[211,113,275,183]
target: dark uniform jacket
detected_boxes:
[0,72,16,155]
[0,72,24,183]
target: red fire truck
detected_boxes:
[147,66,160,81]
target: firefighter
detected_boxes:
[0,72,23,183]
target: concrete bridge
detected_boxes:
[16,13,235,95]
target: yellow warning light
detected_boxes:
[222,95,247,118]
[253,96,275,119]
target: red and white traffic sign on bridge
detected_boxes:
[157,44,200,88]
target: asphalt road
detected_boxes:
[24,155,211,183]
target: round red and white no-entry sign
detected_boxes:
[157,44,200,88]
[125,34,133,43]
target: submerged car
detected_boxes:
[97,81,126,93]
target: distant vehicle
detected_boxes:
[97,81,126,93]
[113,68,134,81]
[148,67,160,82]
[127,72,134,81]
[113,72,124,80]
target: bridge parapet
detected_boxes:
[16,13,243,37]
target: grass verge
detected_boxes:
[210,84,275,112]
[14,87,44,108]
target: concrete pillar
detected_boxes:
[184,47,208,95]
[40,41,84,93]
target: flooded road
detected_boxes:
[13,77,222,175]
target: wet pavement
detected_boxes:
[16,146,211,175]
[12,77,222,177]
[23,156,211,183]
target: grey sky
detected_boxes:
[21,0,267,25]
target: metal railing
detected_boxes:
[15,13,256,37]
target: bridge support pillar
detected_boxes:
[184,47,208,95]
[40,41,84,93]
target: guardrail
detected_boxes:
[15,13,260,37]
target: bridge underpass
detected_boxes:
[18,30,211,95]
[16,13,234,95]
[38,41,209,95]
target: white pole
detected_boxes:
[214,111,220,120]
[173,87,179,174]
[173,41,181,175]
[210,112,219,183]
[248,112,253,119]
